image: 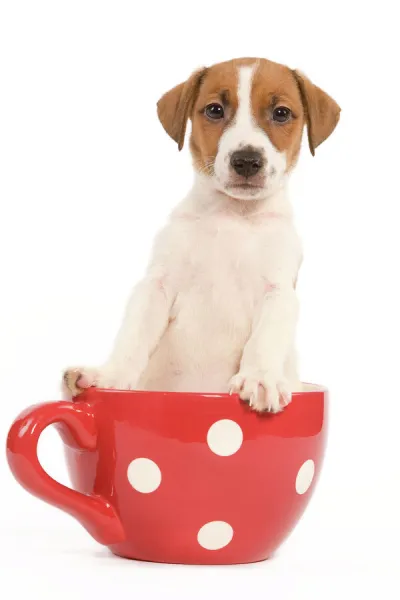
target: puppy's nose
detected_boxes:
[230,149,264,178]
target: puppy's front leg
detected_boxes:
[230,284,299,413]
[64,271,174,393]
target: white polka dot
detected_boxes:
[127,458,161,493]
[207,419,243,456]
[296,459,315,495]
[197,521,234,550]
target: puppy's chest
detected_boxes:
[171,221,269,315]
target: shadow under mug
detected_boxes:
[6,385,327,565]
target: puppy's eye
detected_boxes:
[205,103,224,120]
[272,106,292,123]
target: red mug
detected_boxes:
[7,386,327,565]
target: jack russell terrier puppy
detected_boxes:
[64,57,340,412]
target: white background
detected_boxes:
[1,1,399,598]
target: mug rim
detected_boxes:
[80,382,327,400]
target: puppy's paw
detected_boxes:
[63,367,99,396]
[63,365,140,395]
[229,369,291,413]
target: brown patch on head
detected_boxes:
[250,59,306,169]
[190,60,242,174]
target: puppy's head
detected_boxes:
[157,58,340,201]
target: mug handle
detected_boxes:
[6,401,125,546]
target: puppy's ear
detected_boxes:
[157,68,207,151]
[292,70,341,156]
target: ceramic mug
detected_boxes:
[7,386,327,565]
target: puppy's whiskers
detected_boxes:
[198,157,215,177]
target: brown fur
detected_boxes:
[250,60,305,169]
[157,68,208,151]
[292,70,341,156]
[190,60,240,173]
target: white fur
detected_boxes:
[68,63,302,412]
[214,64,287,201]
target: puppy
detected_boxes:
[64,57,340,412]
